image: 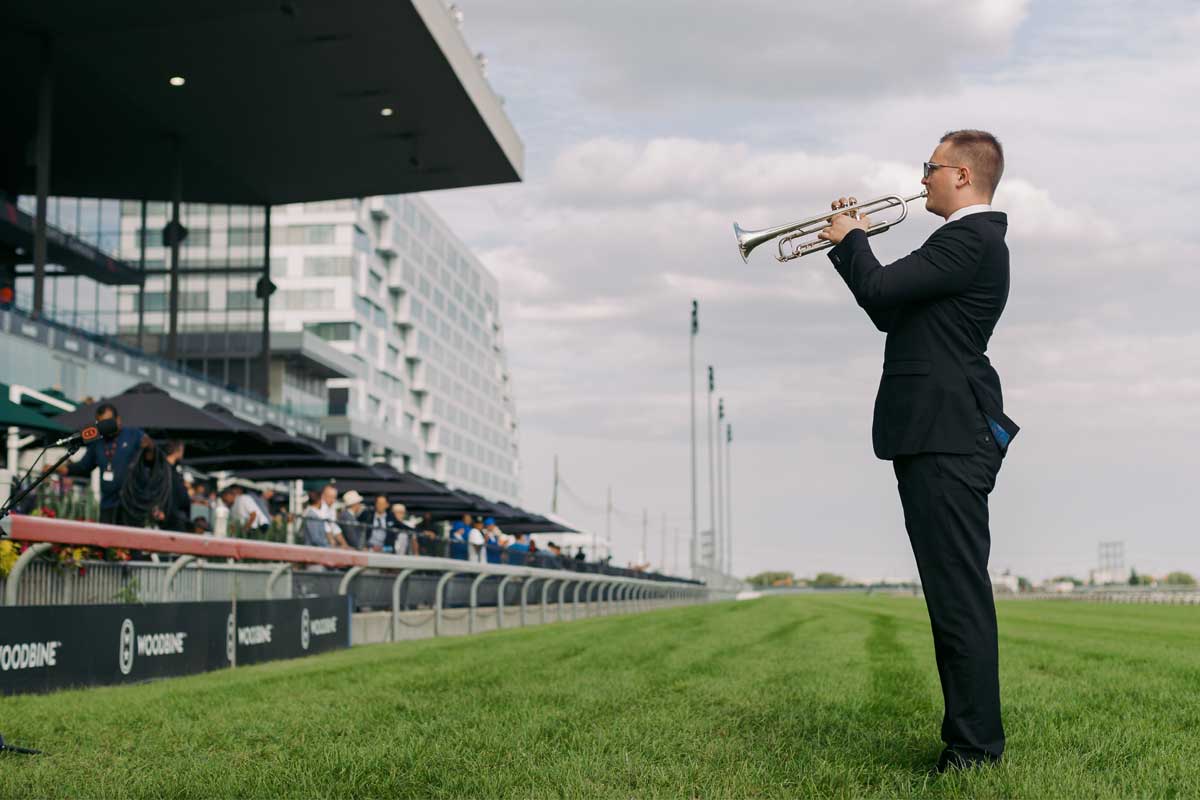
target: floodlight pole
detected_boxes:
[706,366,715,571]
[726,422,733,578]
[716,397,725,575]
[689,300,698,577]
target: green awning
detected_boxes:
[0,384,70,433]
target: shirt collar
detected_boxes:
[945,203,991,224]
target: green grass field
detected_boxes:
[2,594,1198,798]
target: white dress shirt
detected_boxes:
[945,204,992,224]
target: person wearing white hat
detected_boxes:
[338,489,367,549]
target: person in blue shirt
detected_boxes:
[448,521,469,560]
[483,518,503,564]
[57,402,147,525]
[505,532,530,566]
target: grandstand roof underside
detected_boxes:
[0,0,524,204]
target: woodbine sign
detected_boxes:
[0,596,350,695]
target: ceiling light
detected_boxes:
[380,107,394,117]
[169,76,186,87]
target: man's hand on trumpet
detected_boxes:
[816,196,871,245]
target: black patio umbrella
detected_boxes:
[178,405,365,473]
[49,382,266,447]
[222,463,386,482]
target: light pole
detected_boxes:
[716,398,725,575]
[706,365,716,572]
[689,300,698,577]
[726,422,733,578]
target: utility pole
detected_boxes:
[706,365,716,571]
[674,526,680,575]
[551,454,559,514]
[716,397,725,574]
[605,485,612,561]
[660,511,667,574]
[641,507,648,567]
[689,299,698,577]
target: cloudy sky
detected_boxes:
[425,0,1200,583]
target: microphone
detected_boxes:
[52,417,119,448]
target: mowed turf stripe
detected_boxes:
[1,595,1198,799]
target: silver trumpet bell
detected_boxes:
[734,190,928,263]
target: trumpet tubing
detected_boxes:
[734,190,928,263]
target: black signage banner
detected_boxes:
[234,597,350,667]
[0,596,351,695]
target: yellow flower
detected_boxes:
[0,540,19,578]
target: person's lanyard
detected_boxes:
[374,514,387,533]
[102,437,118,466]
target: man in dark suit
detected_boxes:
[358,494,407,553]
[818,129,1018,773]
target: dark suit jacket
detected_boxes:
[827,211,1019,460]
[356,509,408,551]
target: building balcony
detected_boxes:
[366,197,391,221]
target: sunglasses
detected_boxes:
[923,161,968,180]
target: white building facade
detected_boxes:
[109,194,520,503]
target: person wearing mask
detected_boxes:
[56,402,146,525]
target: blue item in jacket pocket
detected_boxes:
[985,415,1010,451]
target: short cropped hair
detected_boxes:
[940,130,1004,199]
[96,402,118,418]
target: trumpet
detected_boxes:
[733,190,928,263]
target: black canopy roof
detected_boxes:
[50,382,265,448]
[1,0,522,204]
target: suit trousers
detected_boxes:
[892,410,1006,759]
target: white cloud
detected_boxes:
[424,1,1200,582]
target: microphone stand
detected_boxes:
[0,734,42,756]
[0,440,81,758]
[0,439,83,522]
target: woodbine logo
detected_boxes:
[237,624,274,646]
[0,640,62,671]
[300,608,338,651]
[118,618,188,675]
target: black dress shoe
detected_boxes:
[935,747,1000,774]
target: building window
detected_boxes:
[302,256,353,277]
[227,290,256,310]
[305,322,359,341]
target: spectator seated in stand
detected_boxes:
[448,521,469,560]
[220,484,270,535]
[468,519,486,563]
[506,532,530,565]
[483,518,503,564]
[390,503,418,555]
[301,493,329,548]
[338,490,367,549]
[358,494,402,553]
[318,484,350,549]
